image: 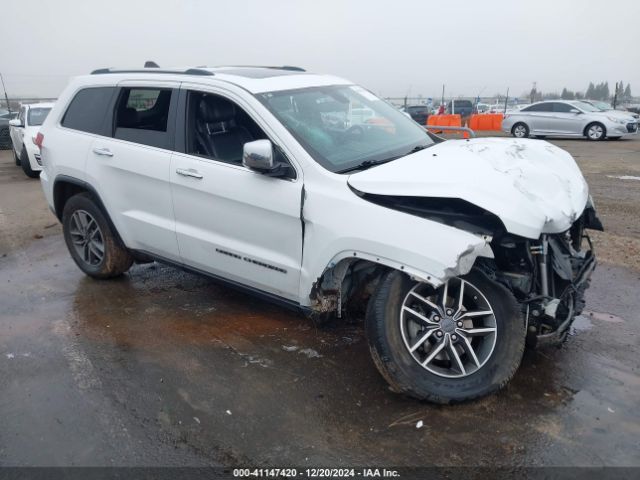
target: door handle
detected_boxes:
[176,168,203,179]
[92,147,114,157]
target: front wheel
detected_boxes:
[366,270,526,403]
[511,122,529,138]
[585,122,606,141]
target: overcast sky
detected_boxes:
[2,0,639,100]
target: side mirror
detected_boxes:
[9,118,23,127]
[570,109,581,114]
[243,139,274,172]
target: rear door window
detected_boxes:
[113,87,176,149]
[62,87,117,135]
[522,103,552,112]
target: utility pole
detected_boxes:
[504,87,509,113]
[0,73,11,114]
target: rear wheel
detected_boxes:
[62,193,133,278]
[585,122,606,141]
[366,270,526,403]
[20,148,40,178]
[511,123,529,138]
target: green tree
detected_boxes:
[585,82,595,99]
[624,84,632,100]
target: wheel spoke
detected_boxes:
[458,310,493,320]
[459,335,481,368]
[83,242,90,262]
[409,329,435,353]
[71,215,83,235]
[447,339,466,375]
[441,280,449,309]
[458,326,496,337]
[77,212,89,232]
[89,242,104,261]
[421,338,446,367]
[409,291,441,313]
[402,306,438,326]
[456,280,465,313]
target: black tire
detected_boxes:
[20,148,40,178]
[365,270,526,404]
[511,122,529,138]
[0,127,10,150]
[585,122,606,141]
[62,193,133,279]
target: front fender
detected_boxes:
[298,181,493,306]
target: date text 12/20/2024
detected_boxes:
[233,469,400,478]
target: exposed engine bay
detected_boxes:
[470,204,602,346]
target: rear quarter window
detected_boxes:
[61,87,117,135]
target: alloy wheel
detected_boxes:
[69,210,105,266]
[400,277,498,378]
[587,124,604,140]
[513,125,527,138]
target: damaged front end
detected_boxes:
[476,201,602,346]
[355,190,603,347]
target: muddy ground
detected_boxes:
[0,136,639,468]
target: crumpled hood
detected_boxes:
[348,138,589,239]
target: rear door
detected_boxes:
[85,81,181,261]
[170,86,303,301]
[523,103,555,133]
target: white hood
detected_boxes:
[348,138,589,239]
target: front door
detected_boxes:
[170,88,303,301]
[546,102,585,134]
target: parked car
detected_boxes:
[502,100,638,140]
[0,109,19,149]
[403,105,430,125]
[582,99,640,120]
[447,99,473,116]
[38,65,601,403]
[475,103,491,114]
[9,102,54,177]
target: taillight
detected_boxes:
[34,132,44,149]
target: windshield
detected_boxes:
[27,107,51,126]
[590,101,612,111]
[572,101,600,113]
[258,85,434,173]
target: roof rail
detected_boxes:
[90,68,214,76]
[214,65,306,72]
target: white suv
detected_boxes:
[38,65,602,403]
[9,102,54,177]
